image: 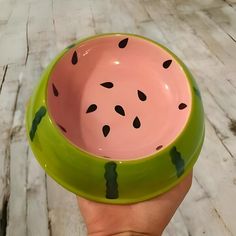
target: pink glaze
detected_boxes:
[47,35,191,160]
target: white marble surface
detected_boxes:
[0,0,236,235]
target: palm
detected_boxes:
[78,171,192,236]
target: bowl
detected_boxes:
[26,33,205,204]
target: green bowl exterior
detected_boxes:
[25,33,205,204]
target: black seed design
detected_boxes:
[52,83,59,96]
[133,116,141,128]
[137,90,147,101]
[118,38,129,48]
[178,103,187,110]
[115,105,125,116]
[100,82,114,88]
[163,60,172,69]
[72,51,78,65]
[156,145,163,151]
[103,125,110,137]
[57,124,67,132]
[86,104,97,113]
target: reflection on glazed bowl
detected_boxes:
[26,33,205,204]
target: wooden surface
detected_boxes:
[0,0,236,235]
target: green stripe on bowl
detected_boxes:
[104,161,119,199]
[30,106,47,141]
[170,146,185,178]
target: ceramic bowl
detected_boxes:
[26,33,205,204]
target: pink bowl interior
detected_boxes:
[47,35,191,161]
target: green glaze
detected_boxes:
[170,147,185,178]
[193,86,202,100]
[25,33,205,204]
[29,106,47,141]
[66,43,76,50]
[104,162,119,199]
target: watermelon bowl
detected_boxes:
[26,33,205,204]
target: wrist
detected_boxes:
[88,228,162,236]
[89,232,148,236]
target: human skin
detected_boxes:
[78,171,193,236]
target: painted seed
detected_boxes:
[163,59,172,69]
[137,90,147,101]
[100,82,114,88]
[115,105,125,116]
[103,125,110,137]
[156,145,163,151]
[52,83,59,96]
[72,51,78,65]
[86,104,97,113]
[118,38,129,48]
[133,116,141,128]
[57,123,67,132]
[178,103,187,110]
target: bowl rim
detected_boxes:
[26,33,205,204]
[44,33,194,163]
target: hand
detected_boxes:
[78,171,192,236]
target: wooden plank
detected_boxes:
[109,0,138,33]
[225,0,236,4]
[4,58,50,236]
[1,64,28,236]
[179,175,232,236]
[0,1,29,65]
[16,1,58,233]
[27,150,49,236]
[27,1,57,69]
[89,0,141,34]
[6,139,28,236]
[0,65,20,236]
[4,65,28,236]
[162,0,225,13]
[2,3,55,230]
[137,19,168,45]
[53,0,95,48]
[206,5,236,40]
[0,0,16,23]
[223,137,236,157]
[0,0,16,40]
[123,0,152,23]
[0,65,9,236]
[0,65,7,93]
[89,0,112,34]
[180,10,236,69]
[192,118,236,234]
[11,56,50,236]
[47,177,87,236]
[21,51,50,236]
[164,211,190,236]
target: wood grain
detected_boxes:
[0,0,236,235]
